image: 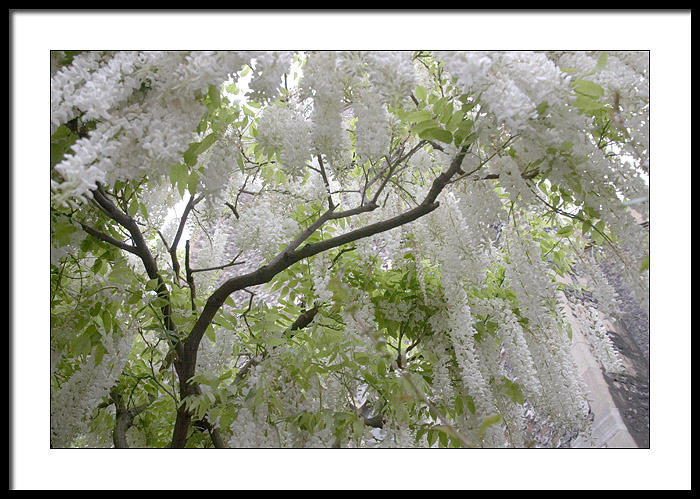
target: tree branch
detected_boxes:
[190,248,245,274]
[316,154,336,210]
[185,240,197,312]
[110,388,155,448]
[170,144,470,448]
[79,222,139,254]
[182,145,469,385]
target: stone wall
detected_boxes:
[564,265,650,448]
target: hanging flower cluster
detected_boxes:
[49,50,649,449]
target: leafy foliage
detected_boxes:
[50,50,648,448]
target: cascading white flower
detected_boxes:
[247,51,294,103]
[364,51,416,106]
[197,129,242,199]
[51,51,252,206]
[51,51,112,133]
[576,251,622,321]
[352,85,390,164]
[299,51,348,163]
[437,50,493,92]
[49,50,648,449]
[577,303,625,375]
[50,320,135,448]
[503,229,590,432]
[481,76,537,132]
[257,103,312,176]
[495,51,571,108]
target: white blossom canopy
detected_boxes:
[50,50,649,449]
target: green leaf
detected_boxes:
[641,255,649,272]
[464,395,476,414]
[187,171,200,195]
[427,429,437,447]
[273,168,287,185]
[414,85,427,102]
[139,201,149,219]
[327,276,350,303]
[207,84,221,108]
[169,163,186,188]
[573,95,605,112]
[556,225,574,237]
[574,80,605,98]
[418,127,453,144]
[265,335,286,347]
[51,132,78,166]
[502,379,525,405]
[376,358,387,376]
[453,119,474,145]
[445,111,464,132]
[53,220,78,246]
[581,220,592,235]
[145,278,160,291]
[439,101,454,124]
[412,119,440,136]
[127,290,142,304]
[205,325,216,343]
[75,334,92,356]
[183,133,218,167]
[596,51,608,70]
[438,430,448,448]
[478,413,502,440]
[91,258,103,274]
[454,396,464,416]
[128,199,139,217]
[183,143,200,167]
[85,323,99,338]
[460,98,477,112]
[94,343,107,367]
[432,96,448,116]
[101,311,112,333]
[403,109,433,123]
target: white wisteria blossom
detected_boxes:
[50,50,649,450]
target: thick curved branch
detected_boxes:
[170,144,469,448]
[183,145,468,379]
[91,184,178,338]
[89,184,202,449]
[92,185,159,279]
[267,202,378,270]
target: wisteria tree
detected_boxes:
[50,50,649,448]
